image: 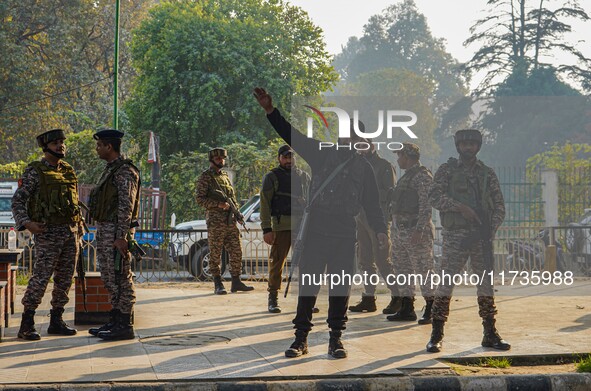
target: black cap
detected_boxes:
[36,129,66,148]
[93,129,124,140]
[278,144,294,156]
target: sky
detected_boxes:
[288,0,591,75]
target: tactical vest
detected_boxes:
[440,158,494,229]
[89,159,140,223]
[390,165,431,216]
[310,152,365,216]
[203,169,236,205]
[269,167,307,218]
[27,161,81,224]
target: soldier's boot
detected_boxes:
[97,313,135,341]
[418,300,434,325]
[426,319,445,353]
[313,307,320,314]
[230,275,254,292]
[47,308,77,335]
[213,276,227,295]
[348,295,377,313]
[386,297,417,321]
[382,296,402,314]
[17,309,41,341]
[268,291,281,313]
[89,309,121,337]
[481,317,511,350]
[285,330,308,358]
[328,330,348,359]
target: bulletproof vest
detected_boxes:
[440,157,494,229]
[270,167,307,218]
[89,159,140,223]
[27,161,81,224]
[204,168,236,204]
[390,164,431,216]
[310,152,365,216]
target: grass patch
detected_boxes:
[576,355,591,373]
[16,272,30,286]
[479,357,512,368]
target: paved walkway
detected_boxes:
[1,280,590,383]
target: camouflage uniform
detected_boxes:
[91,156,140,314]
[391,161,435,300]
[429,158,505,322]
[12,159,81,312]
[195,167,243,277]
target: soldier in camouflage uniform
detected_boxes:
[348,141,402,315]
[387,143,435,324]
[13,129,82,340]
[88,129,140,341]
[196,148,254,295]
[426,129,510,353]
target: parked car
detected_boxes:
[565,208,591,276]
[169,195,270,280]
[0,181,18,228]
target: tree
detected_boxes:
[126,0,338,157]
[464,0,591,95]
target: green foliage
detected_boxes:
[0,161,27,179]
[478,357,512,368]
[163,139,288,223]
[576,355,591,373]
[16,271,30,286]
[126,0,338,157]
[527,142,591,224]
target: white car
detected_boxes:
[170,195,278,280]
[565,208,591,275]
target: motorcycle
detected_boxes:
[505,229,565,272]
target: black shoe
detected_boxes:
[481,317,511,350]
[386,297,417,321]
[268,291,281,313]
[312,307,320,314]
[97,313,135,341]
[382,296,402,314]
[214,275,227,295]
[89,309,121,337]
[17,309,41,341]
[418,299,433,325]
[231,276,254,292]
[348,295,377,312]
[47,308,77,335]
[285,330,308,358]
[328,330,347,359]
[426,319,445,353]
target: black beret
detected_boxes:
[93,129,124,140]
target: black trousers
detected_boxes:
[292,233,356,332]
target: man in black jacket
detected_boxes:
[254,87,388,359]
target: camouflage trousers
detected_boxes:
[96,222,136,314]
[22,224,79,311]
[207,216,243,277]
[392,224,435,299]
[357,221,398,296]
[267,230,292,293]
[432,228,497,322]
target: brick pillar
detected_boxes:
[10,266,17,315]
[0,282,6,341]
[75,272,112,325]
[0,262,10,327]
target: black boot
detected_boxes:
[89,309,121,337]
[285,330,308,358]
[268,291,281,313]
[18,309,41,341]
[348,295,377,312]
[47,308,77,335]
[382,296,402,314]
[386,297,417,321]
[426,319,445,353]
[97,313,135,341]
[418,300,433,325]
[214,275,227,295]
[328,330,347,359]
[481,317,511,350]
[231,275,254,292]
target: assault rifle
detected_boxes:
[77,219,90,312]
[284,207,309,298]
[212,189,249,233]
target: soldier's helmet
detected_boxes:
[399,142,420,159]
[36,129,66,148]
[208,147,227,160]
[454,129,482,147]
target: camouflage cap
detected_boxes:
[454,129,482,145]
[36,129,66,148]
[208,147,227,160]
[398,142,420,158]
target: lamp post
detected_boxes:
[113,0,120,129]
